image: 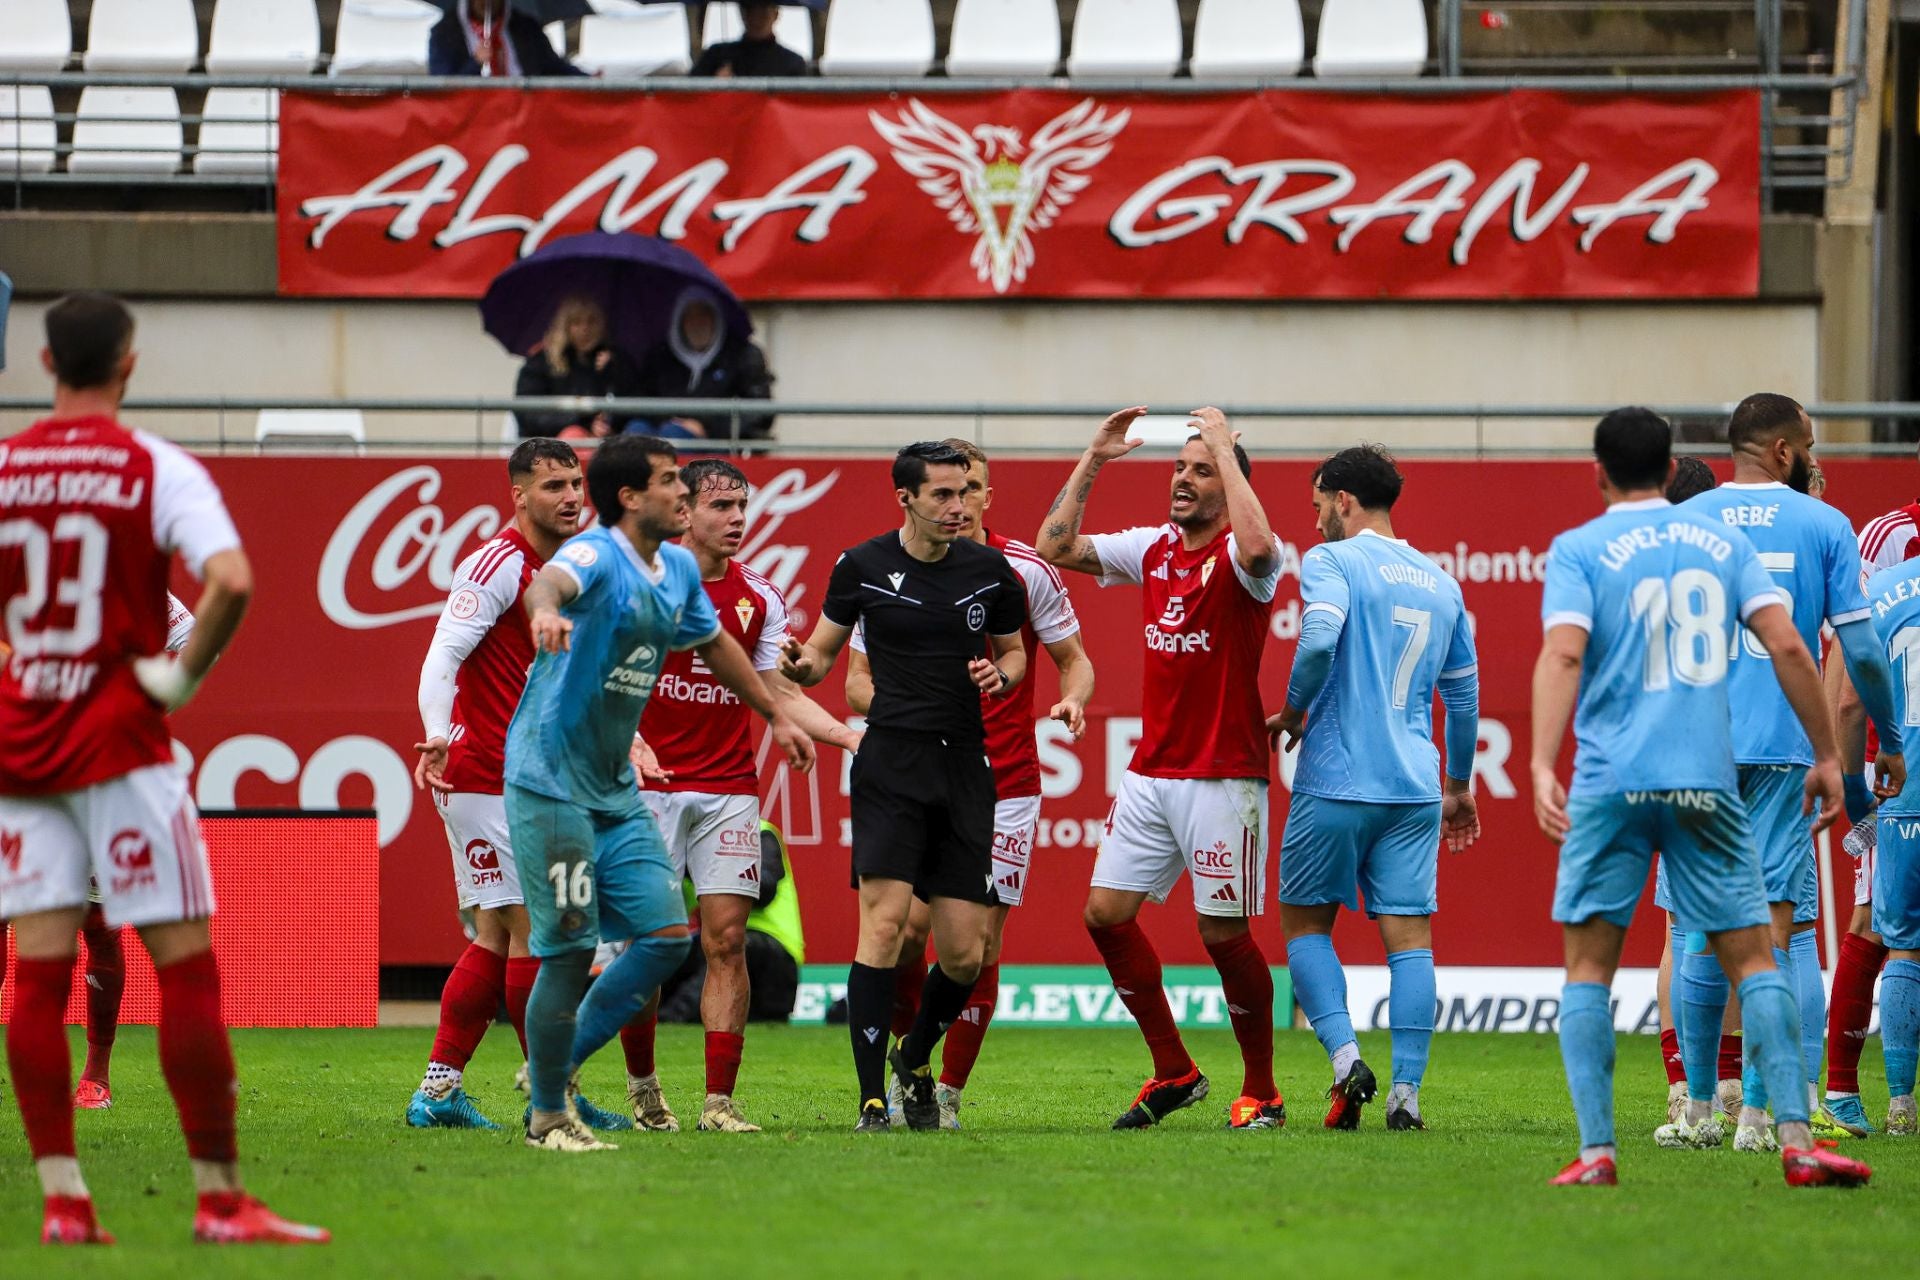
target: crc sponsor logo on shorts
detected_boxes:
[1622,790,1720,811]
[465,838,504,887]
[791,965,1291,1028]
[1190,839,1234,880]
[1144,624,1211,654]
[106,829,156,895]
[716,825,760,858]
[991,826,1032,867]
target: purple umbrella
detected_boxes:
[480,232,752,359]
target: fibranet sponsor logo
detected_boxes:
[656,673,739,705]
[1144,624,1210,654]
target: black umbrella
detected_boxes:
[423,0,597,24]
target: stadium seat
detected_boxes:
[1190,0,1303,79]
[68,87,183,175]
[331,0,437,75]
[255,410,368,452]
[576,10,692,76]
[1313,0,1428,77]
[0,0,72,73]
[0,86,57,174]
[83,0,200,73]
[193,89,279,176]
[818,0,933,77]
[945,0,1060,77]
[206,0,323,75]
[1066,0,1182,78]
[703,3,816,60]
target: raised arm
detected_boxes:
[1747,603,1844,833]
[1035,406,1148,576]
[1189,407,1276,578]
[523,563,581,654]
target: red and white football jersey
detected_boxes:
[424,527,543,795]
[984,532,1079,800]
[164,592,194,654]
[1089,524,1281,782]
[0,416,240,794]
[641,559,788,796]
[1861,502,1920,572]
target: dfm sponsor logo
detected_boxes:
[466,839,504,887]
[106,829,156,895]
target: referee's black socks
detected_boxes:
[899,964,978,1071]
[847,962,895,1106]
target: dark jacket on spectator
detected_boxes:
[514,344,641,437]
[428,10,585,77]
[691,36,810,78]
[634,340,776,442]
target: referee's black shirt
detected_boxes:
[822,533,1027,742]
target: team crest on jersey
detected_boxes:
[1200,556,1217,586]
[561,542,597,568]
[448,589,481,620]
[735,597,755,631]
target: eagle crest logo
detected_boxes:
[869,98,1131,294]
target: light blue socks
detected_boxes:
[1386,949,1435,1088]
[1559,982,1616,1150]
[1287,933,1356,1059]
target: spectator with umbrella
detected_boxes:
[692,1,811,78]
[512,297,642,439]
[484,232,777,446]
[428,0,589,77]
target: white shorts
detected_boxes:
[0,763,213,928]
[1091,771,1268,918]
[990,795,1042,907]
[437,790,522,911]
[642,790,761,899]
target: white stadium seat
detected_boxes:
[83,0,200,73]
[331,0,438,75]
[206,0,322,75]
[576,10,692,77]
[69,87,183,175]
[193,88,279,176]
[0,0,72,74]
[703,3,815,60]
[0,86,57,174]
[1313,0,1428,77]
[1190,0,1303,79]
[945,0,1060,77]
[819,0,933,77]
[255,410,368,452]
[1066,0,1182,78]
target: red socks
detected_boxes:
[505,956,539,1058]
[1717,1034,1742,1083]
[1659,1028,1684,1086]
[155,950,238,1164]
[429,943,506,1071]
[705,1031,744,1096]
[621,1010,657,1078]
[938,962,999,1090]
[890,955,923,1041]
[79,909,125,1083]
[1827,932,1889,1094]
[1204,932,1277,1100]
[6,955,77,1160]
[1089,920,1193,1080]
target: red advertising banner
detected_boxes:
[150,455,1901,974]
[0,815,379,1028]
[276,88,1759,302]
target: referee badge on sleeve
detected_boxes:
[966,603,986,631]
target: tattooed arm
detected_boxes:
[1035,405,1148,577]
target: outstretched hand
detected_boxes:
[778,637,816,686]
[1089,406,1150,463]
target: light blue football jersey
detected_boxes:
[1541,498,1779,795]
[1293,531,1476,803]
[1681,481,1871,765]
[1863,560,1920,818]
[504,525,720,814]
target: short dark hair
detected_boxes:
[1665,456,1718,504]
[683,457,749,503]
[1186,433,1252,479]
[587,434,677,526]
[1593,406,1673,491]
[45,292,134,390]
[892,441,969,495]
[1726,392,1807,452]
[940,437,989,473]
[1312,444,1402,511]
[507,437,578,481]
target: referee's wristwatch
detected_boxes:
[993,666,1010,693]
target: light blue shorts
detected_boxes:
[1554,790,1768,936]
[1653,765,1817,924]
[1871,812,1920,950]
[1278,793,1442,917]
[505,785,685,958]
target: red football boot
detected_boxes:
[42,1195,114,1244]
[1323,1059,1378,1130]
[1783,1141,1872,1188]
[1549,1154,1618,1186]
[1111,1066,1210,1129]
[73,1079,113,1110]
[193,1192,331,1245]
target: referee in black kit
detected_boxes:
[779,441,1029,1131]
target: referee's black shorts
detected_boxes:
[849,727,998,905]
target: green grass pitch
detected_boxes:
[0,1025,1912,1279]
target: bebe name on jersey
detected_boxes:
[1144,624,1211,654]
[0,469,145,510]
[656,672,738,705]
[7,655,98,702]
[1717,504,1779,529]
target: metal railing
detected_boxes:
[0,395,1912,458]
